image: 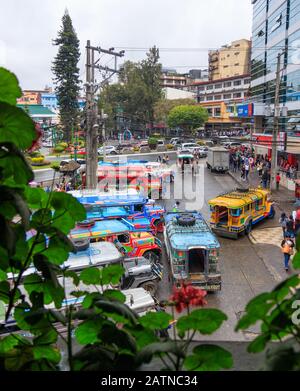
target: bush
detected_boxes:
[51,162,60,171]
[53,145,65,153]
[31,156,45,164]
[166,144,174,150]
[148,137,158,150]
[196,140,205,145]
[29,150,42,158]
[133,146,140,152]
[57,142,68,149]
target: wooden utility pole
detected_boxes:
[270,51,284,192]
[85,42,124,189]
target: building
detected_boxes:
[41,93,58,111]
[208,39,251,81]
[17,87,52,105]
[17,104,58,125]
[163,87,196,100]
[160,69,187,89]
[191,74,251,132]
[250,0,300,170]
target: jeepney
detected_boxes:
[208,187,275,239]
[69,219,162,261]
[164,211,221,291]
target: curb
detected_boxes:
[227,171,248,188]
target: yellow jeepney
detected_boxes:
[208,188,275,239]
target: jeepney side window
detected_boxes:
[134,204,143,212]
[244,204,251,213]
[209,205,215,212]
[118,234,130,244]
[230,208,241,217]
[255,198,264,210]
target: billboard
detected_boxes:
[237,103,254,117]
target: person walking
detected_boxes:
[276,172,281,190]
[244,160,250,182]
[172,201,180,212]
[257,161,263,177]
[285,215,295,238]
[279,212,288,237]
[262,169,268,189]
[281,236,294,271]
[240,164,246,181]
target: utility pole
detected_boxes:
[85,42,124,189]
[270,50,285,192]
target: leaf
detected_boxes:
[184,344,233,371]
[247,334,270,353]
[176,308,227,335]
[100,323,137,352]
[0,143,33,185]
[136,341,185,364]
[102,289,126,303]
[0,334,30,354]
[80,267,101,285]
[94,300,139,324]
[0,269,7,281]
[129,326,158,350]
[0,281,10,304]
[64,270,80,286]
[43,235,73,265]
[101,264,124,285]
[292,252,300,269]
[75,319,103,345]
[33,345,61,364]
[0,67,22,105]
[23,274,44,296]
[25,187,49,209]
[0,103,36,149]
[34,328,58,345]
[139,311,172,330]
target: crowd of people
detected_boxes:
[278,156,298,179]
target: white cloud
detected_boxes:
[0,0,252,89]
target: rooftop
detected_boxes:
[17,104,56,117]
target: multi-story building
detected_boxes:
[17,90,44,105]
[41,93,58,111]
[191,74,251,132]
[208,39,251,81]
[250,0,300,168]
[160,69,187,88]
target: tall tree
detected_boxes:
[167,105,209,135]
[52,10,80,142]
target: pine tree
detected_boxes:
[52,10,80,142]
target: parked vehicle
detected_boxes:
[206,147,230,173]
[98,145,118,155]
[208,188,275,239]
[164,211,221,291]
[180,143,201,154]
[157,139,165,146]
[198,146,208,157]
[73,193,165,233]
[170,137,180,145]
[69,219,162,261]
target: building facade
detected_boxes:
[208,39,251,81]
[251,0,300,168]
[191,74,251,132]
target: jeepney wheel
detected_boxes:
[71,238,90,251]
[143,250,160,263]
[154,218,164,233]
[177,214,196,227]
[77,220,95,228]
[139,280,157,296]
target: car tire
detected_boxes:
[139,280,157,296]
[71,238,90,252]
[177,214,196,226]
[77,220,95,228]
[110,151,117,155]
[245,221,252,235]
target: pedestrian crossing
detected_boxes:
[249,227,283,247]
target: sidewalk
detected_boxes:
[228,168,298,281]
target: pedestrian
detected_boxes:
[279,212,288,237]
[162,155,166,164]
[240,165,245,181]
[244,161,250,181]
[262,170,268,189]
[276,172,281,190]
[157,155,162,163]
[281,236,295,271]
[285,215,295,238]
[165,154,169,165]
[172,201,180,212]
[293,207,300,234]
[257,161,263,177]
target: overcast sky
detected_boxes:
[0,0,253,91]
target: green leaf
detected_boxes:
[247,334,270,353]
[0,334,30,354]
[0,103,36,149]
[139,311,172,330]
[292,252,300,269]
[129,326,158,350]
[25,187,49,209]
[101,264,124,285]
[0,281,10,304]
[0,143,33,185]
[43,235,73,265]
[136,341,185,364]
[94,300,139,324]
[0,67,22,105]
[184,344,233,371]
[64,270,80,286]
[34,328,58,345]
[80,267,101,285]
[82,292,103,309]
[75,319,103,345]
[23,274,44,296]
[176,308,227,335]
[0,269,7,282]
[33,345,61,364]
[102,289,126,303]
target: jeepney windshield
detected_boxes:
[230,208,242,217]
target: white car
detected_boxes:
[180,143,201,154]
[98,145,117,155]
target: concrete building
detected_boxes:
[160,69,187,88]
[163,87,196,100]
[208,39,251,81]
[191,74,251,132]
[250,0,300,170]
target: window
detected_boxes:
[198,86,205,91]
[234,80,241,86]
[235,52,240,56]
[118,234,130,244]
[223,93,232,99]
[234,44,240,47]
[234,63,240,66]
[244,78,251,84]
[224,81,232,87]
[207,108,213,116]
[230,209,242,217]
[206,95,213,101]
[233,92,242,98]
[206,85,213,90]
[214,107,221,117]
[244,204,250,213]
[214,95,222,100]
[214,83,222,89]
[227,54,230,57]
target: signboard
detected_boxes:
[237,103,254,118]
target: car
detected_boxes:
[180,143,201,154]
[223,142,242,149]
[198,146,208,157]
[170,138,180,145]
[98,145,118,155]
[156,139,165,146]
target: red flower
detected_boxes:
[169,281,207,313]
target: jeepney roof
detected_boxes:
[76,194,148,206]
[165,212,220,250]
[208,187,270,209]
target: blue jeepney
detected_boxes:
[164,211,221,291]
[70,193,165,233]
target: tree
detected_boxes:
[167,105,209,135]
[154,98,196,123]
[52,10,80,142]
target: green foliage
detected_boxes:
[167,105,209,133]
[154,98,196,123]
[53,145,65,153]
[50,162,60,171]
[52,10,80,142]
[166,143,174,150]
[184,345,233,371]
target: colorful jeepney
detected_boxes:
[69,219,162,260]
[70,193,165,233]
[208,187,275,239]
[164,212,221,291]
